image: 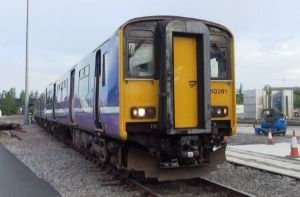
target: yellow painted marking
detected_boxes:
[173,36,198,128]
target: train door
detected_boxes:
[94,50,103,131]
[173,36,198,128]
[44,88,47,120]
[158,20,211,134]
[53,83,56,120]
[70,69,76,124]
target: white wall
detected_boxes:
[243,89,265,119]
[236,104,244,118]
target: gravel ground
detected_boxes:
[205,130,300,197]
[1,116,300,197]
[207,162,300,197]
[0,116,136,197]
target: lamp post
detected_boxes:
[24,0,29,125]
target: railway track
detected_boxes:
[38,123,254,197]
[125,177,255,197]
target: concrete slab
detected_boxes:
[226,143,300,179]
[0,144,61,197]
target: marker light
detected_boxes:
[131,107,156,119]
[211,106,228,117]
[133,109,138,116]
[223,108,228,115]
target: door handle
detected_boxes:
[189,80,197,87]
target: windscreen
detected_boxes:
[209,33,231,80]
[125,21,157,79]
[128,39,154,77]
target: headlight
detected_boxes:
[211,106,228,117]
[131,107,156,119]
[138,108,146,117]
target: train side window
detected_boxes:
[61,79,68,101]
[56,85,59,102]
[78,65,90,97]
[46,89,52,109]
[95,50,101,77]
[102,53,108,87]
[66,79,68,100]
[60,83,63,102]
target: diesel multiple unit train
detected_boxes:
[34,16,236,181]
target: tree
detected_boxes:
[294,87,300,108]
[0,88,18,115]
[20,90,25,103]
[29,90,35,99]
[236,83,244,105]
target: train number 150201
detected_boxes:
[210,88,228,94]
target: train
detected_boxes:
[34,16,236,181]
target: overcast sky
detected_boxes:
[0,0,299,95]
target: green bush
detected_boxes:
[0,88,18,115]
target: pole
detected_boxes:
[24,0,29,125]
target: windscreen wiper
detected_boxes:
[129,39,145,58]
[212,43,226,60]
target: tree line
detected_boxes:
[0,88,39,116]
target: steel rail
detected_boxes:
[192,177,256,197]
[127,177,255,197]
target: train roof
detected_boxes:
[120,15,233,37]
[93,15,233,53]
